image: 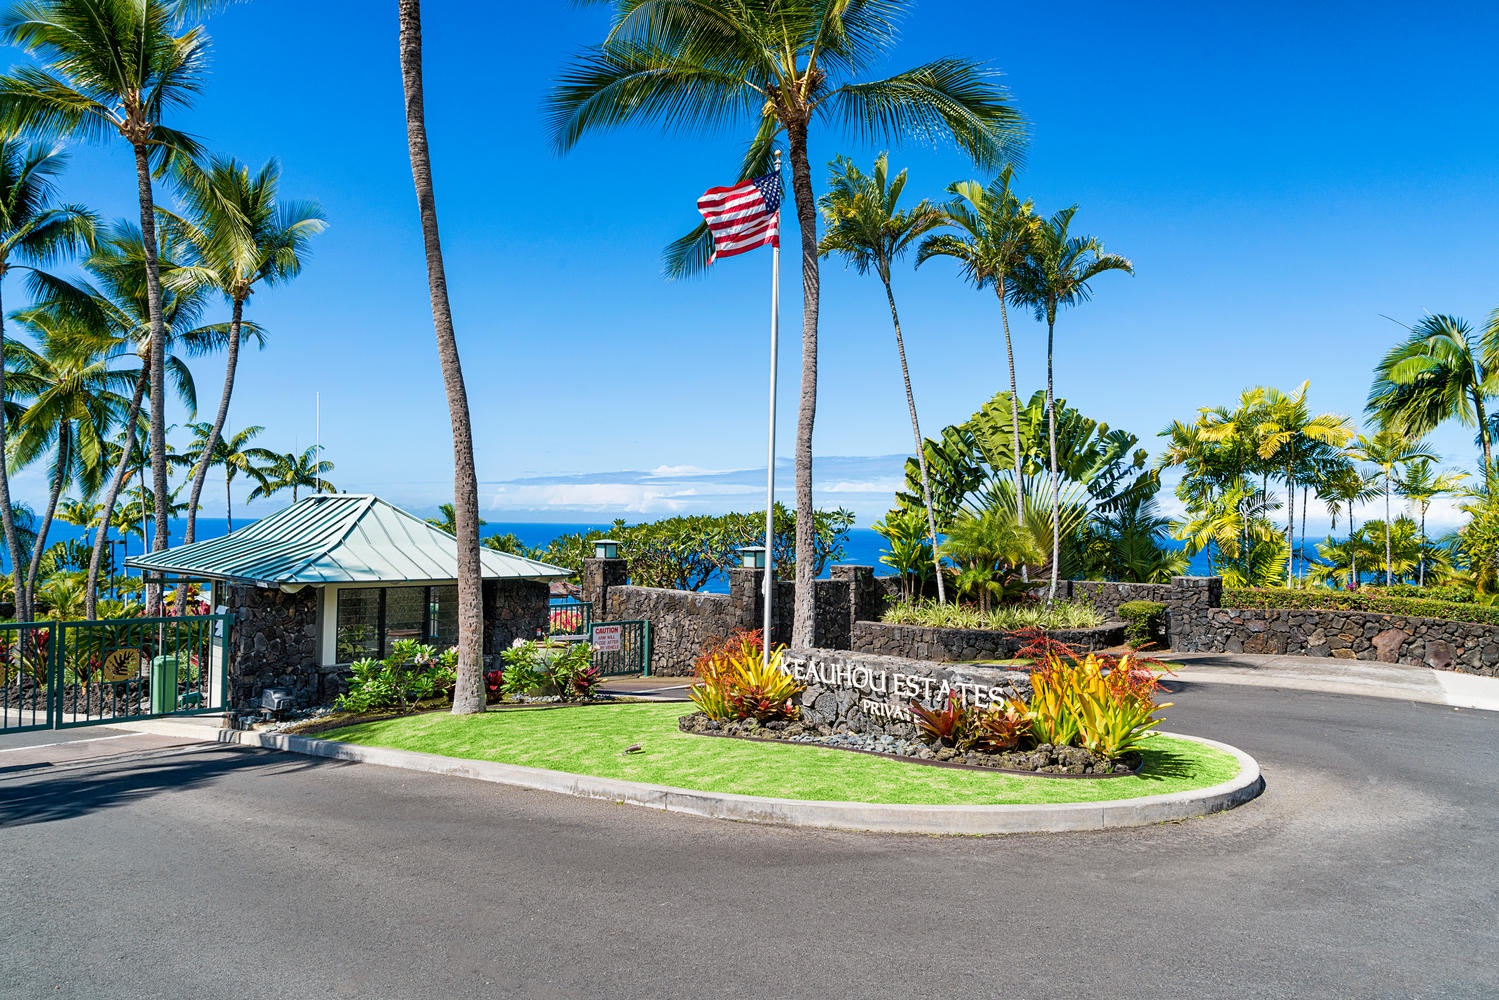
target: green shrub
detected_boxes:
[1116,600,1167,650]
[337,640,445,715]
[1223,587,1499,627]
[881,599,1105,632]
[1362,584,1476,604]
[499,639,602,701]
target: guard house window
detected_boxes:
[335,585,459,660]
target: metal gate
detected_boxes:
[0,614,232,734]
[586,619,651,677]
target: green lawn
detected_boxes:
[323,703,1241,807]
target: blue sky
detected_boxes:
[6,0,1498,533]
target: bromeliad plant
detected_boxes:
[688,629,805,724]
[907,650,1171,760]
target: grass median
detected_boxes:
[322,703,1240,807]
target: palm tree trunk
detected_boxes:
[26,424,67,606]
[133,141,170,616]
[1300,486,1309,583]
[0,278,29,620]
[184,297,244,545]
[86,372,146,620]
[1349,508,1359,588]
[1285,462,1295,588]
[1384,473,1393,585]
[1418,503,1427,588]
[225,469,233,533]
[1475,388,1493,472]
[1045,316,1060,603]
[787,119,819,649]
[400,0,485,715]
[997,286,1027,584]
[883,275,943,604]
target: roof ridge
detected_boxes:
[276,494,377,582]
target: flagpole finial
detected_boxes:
[773,148,782,170]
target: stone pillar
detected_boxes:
[830,565,885,628]
[580,556,628,620]
[810,578,853,650]
[727,567,764,632]
[1168,576,1222,651]
[484,579,550,654]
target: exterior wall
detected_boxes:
[605,585,739,676]
[1181,605,1499,675]
[484,579,551,653]
[1055,580,1175,619]
[225,584,323,710]
[849,620,1125,662]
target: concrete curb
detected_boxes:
[183,725,1262,836]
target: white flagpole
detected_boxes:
[763,150,782,668]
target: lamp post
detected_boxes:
[593,539,619,560]
[738,545,766,570]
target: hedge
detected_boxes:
[1222,588,1499,628]
[1116,600,1167,649]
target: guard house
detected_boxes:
[127,494,571,708]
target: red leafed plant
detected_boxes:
[909,691,971,747]
[484,667,505,704]
[973,700,1031,751]
[1010,627,1080,663]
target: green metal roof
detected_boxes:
[125,494,572,587]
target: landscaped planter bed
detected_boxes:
[323,703,1238,807]
[677,711,1141,776]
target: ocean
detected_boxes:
[14,517,1225,586]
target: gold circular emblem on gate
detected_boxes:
[102,648,143,683]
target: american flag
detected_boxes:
[696,171,782,262]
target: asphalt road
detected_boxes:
[0,681,1495,1000]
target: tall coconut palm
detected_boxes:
[32,221,210,618]
[246,445,333,505]
[185,421,273,533]
[548,0,1027,647]
[817,152,946,600]
[8,318,130,614]
[0,0,209,586]
[917,167,1037,553]
[397,0,484,714]
[1395,457,1468,588]
[1321,462,1380,587]
[169,156,325,545]
[1352,430,1438,586]
[1252,382,1352,587]
[0,136,94,617]
[1010,206,1132,601]
[1368,313,1498,472]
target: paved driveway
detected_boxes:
[0,682,1494,999]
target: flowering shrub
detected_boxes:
[499,639,600,701]
[688,630,804,723]
[337,640,454,714]
[548,606,584,635]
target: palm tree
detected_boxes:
[938,506,1040,613]
[398,0,484,714]
[1368,313,1497,472]
[0,136,94,617]
[0,0,209,573]
[426,501,487,537]
[8,318,130,616]
[55,496,102,548]
[547,0,1027,647]
[186,421,273,533]
[917,167,1037,554]
[1252,382,1352,587]
[817,153,946,601]
[1321,463,1380,587]
[1010,206,1132,602]
[1394,457,1467,588]
[169,156,325,544]
[246,446,334,505]
[1352,431,1438,586]
[32,221,210,618]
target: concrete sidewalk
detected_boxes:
[1168,651,1499,712]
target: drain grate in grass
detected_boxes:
[323,703,1239,807]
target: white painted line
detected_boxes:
[0,732,136,753]
[1432,670,1499,713]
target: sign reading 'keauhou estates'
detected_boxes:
[784,658,1018,723]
